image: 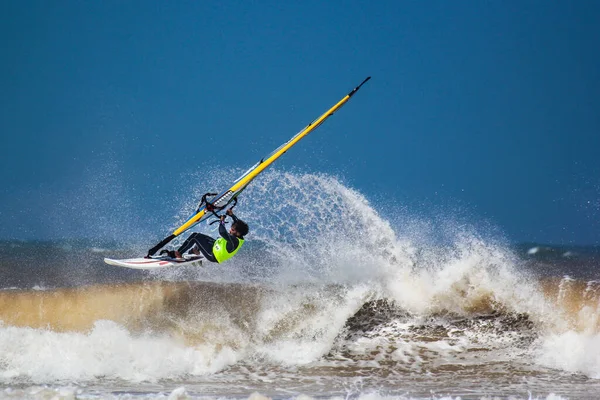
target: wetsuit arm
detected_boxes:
[219,220,239,252]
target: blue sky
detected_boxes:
[1,1,599,244]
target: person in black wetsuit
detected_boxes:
[163,208,249,263]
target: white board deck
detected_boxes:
[104,255,204,270]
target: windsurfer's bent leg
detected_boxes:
[177,233,217,262]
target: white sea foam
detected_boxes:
[0,386,570,400]
[253,284,372,365]
[536,331,600,378]
[0,320,240,383]
[528,246,540,255]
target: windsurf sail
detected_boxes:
[147,77,371,256]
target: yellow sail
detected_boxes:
[148,77,370,256]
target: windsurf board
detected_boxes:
[104,255,204,270]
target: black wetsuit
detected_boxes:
[177,213,243,263]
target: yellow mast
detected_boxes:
[148,77,370,256]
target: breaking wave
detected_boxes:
[1,170,600,390]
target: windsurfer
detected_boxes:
[162,208,249,263]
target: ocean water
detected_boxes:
[1,171,599,399]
